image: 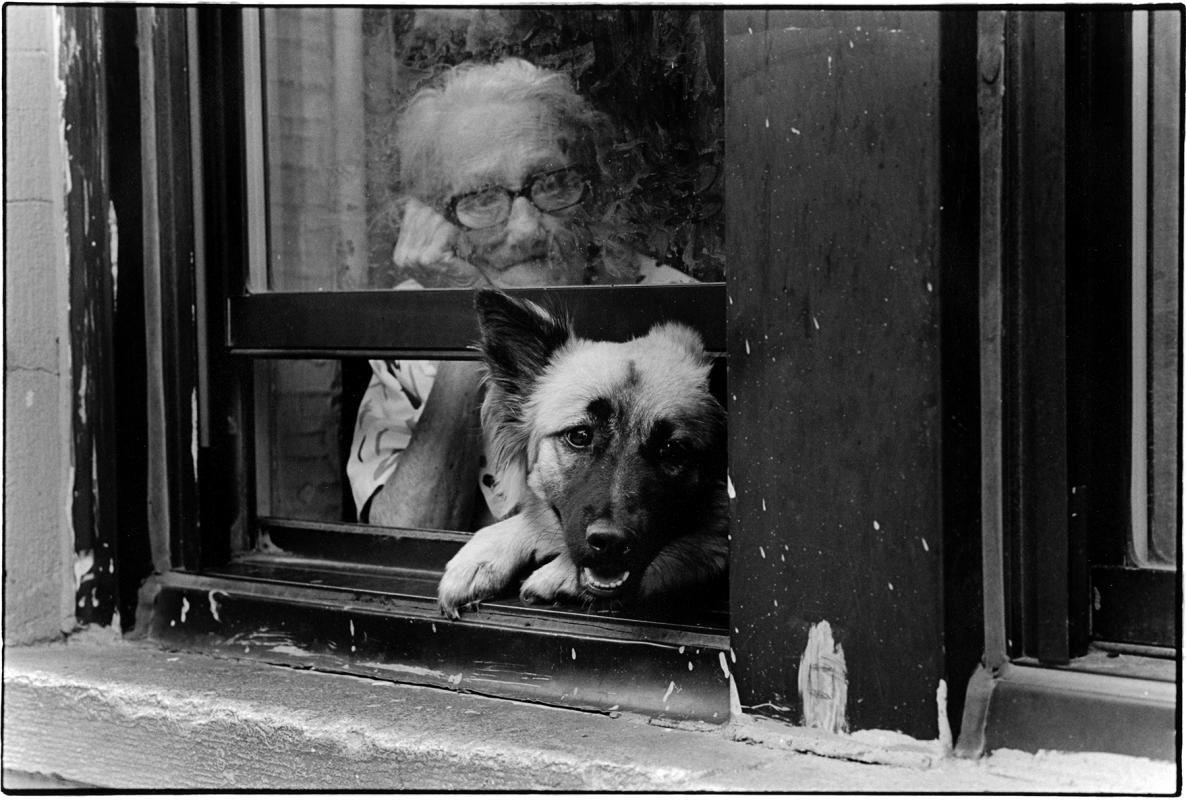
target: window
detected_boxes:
[147,7,735,722]
[112,7,1175,750]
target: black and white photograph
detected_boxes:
[3,3,1180,792]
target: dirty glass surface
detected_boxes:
[259,7,724,293]
[253,8,724,523]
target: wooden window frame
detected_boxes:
[143,7,735,724]
[124,6,1162,749]
[956,9,1178,761]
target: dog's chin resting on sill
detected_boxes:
[437,289,729,619]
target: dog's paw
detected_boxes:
[438,541,521,618]
[519,556,581,605]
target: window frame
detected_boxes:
[955,8,1178,761]
[145,6,736,724]
[123,6,1177,750]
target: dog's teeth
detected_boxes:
[582,568,630,590]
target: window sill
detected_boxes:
[958,657,1178,762]
[4,639,1177,791]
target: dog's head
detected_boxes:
[475,289,726,601]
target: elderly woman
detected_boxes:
[350,58,692,530]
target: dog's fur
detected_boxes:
[437,289,728,617]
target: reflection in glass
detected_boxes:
[255,359,352,522]
[259,8,724,292]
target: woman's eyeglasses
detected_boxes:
[445,166,590,230]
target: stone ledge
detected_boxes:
[2,637,1176,792]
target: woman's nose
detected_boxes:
[503,196,546,243]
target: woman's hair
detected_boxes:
[396,58,611,206]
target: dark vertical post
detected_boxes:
[726,10,946,737]
[139,8,200,571]
[62,6,119,627]
[1002,13,1071,664]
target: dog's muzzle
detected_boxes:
[581,520,633,597]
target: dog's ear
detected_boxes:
[475,289,572,394]
[648,322,710,364]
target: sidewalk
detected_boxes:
[3,637,1178,792]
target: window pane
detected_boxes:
[1140,9,1180,567]
[256,8,724,292]
[253,359,352,522]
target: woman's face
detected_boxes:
[441,99,592,286]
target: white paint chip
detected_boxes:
[797,620,848,734]
[662,681,676,704]
[921,538,930,552]
[180,598,190,623]
[936,679,954,753]
[207,591,222,623]
[759,546,766,559]
[571,648,577,661]
[745,339,751,355]
[791,127,801,135]
[726,474,736,499]
[718,651,731,679]
[873,520,881,530]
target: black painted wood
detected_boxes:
[228,284,727,358]
[725,10,945,737]
[1002,12,1072,666]
[149,569,732,722]
[63,6,119,627]
[139,8,202,572]
[1091,566,1178,648]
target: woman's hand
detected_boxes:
[393,198,486,287]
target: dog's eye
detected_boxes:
[659,440,689,466]
[564,426,593,449]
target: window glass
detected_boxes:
[1133,9,1180,568]
[258,8,724,292]
[251,9,725,528]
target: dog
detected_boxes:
[437,289,728,617]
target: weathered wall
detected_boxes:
[4,6,74,643]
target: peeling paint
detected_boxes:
[662,681,676,704]
[726,474,736,499]
[728,675,744,717]
[797,620,848,734]
[936,679,953,753]
[180,597,190,623]
[109,201,118,308]
[191,389,199,477]
[269,644,314,657]
[718,651,730,679]
[76,363,87,425]
[73,550,94,594]
[207,591,222,623]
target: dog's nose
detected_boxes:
[586,521,629,559]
